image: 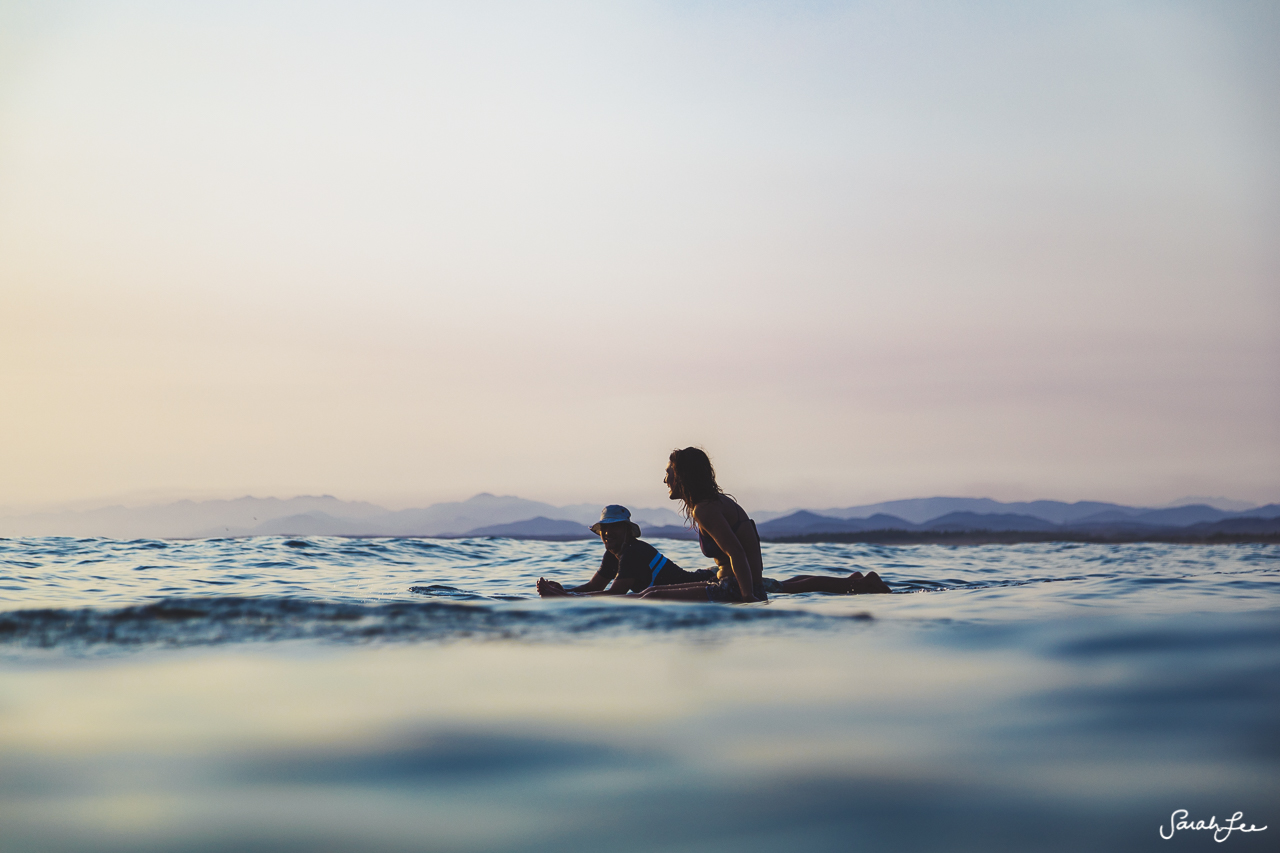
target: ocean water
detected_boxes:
[1,536,1276,852]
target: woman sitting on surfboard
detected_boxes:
[537,452,891,599]
[651,447,889,601]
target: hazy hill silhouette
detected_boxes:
[1077,504,1229,527]
[638,524,699,540]
[237,512,389,537]
[756,512,916,537]
[0,493,682,539]
[464,517,594,538]
[812,498,1141,526]
[922,512,1058,532]
[1,493,1273,541]
[1223,503,1280,519]
[5,495,387,538]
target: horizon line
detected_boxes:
[1,491,1270,517]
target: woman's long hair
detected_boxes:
[668,447,728,521]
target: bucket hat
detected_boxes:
[590,505,642,538]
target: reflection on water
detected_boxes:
[0,538,1276,850]
[1,617,1276,852]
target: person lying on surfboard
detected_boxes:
[535,502,891,599]
[535,505,716,597]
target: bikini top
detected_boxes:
[696,500,755,561]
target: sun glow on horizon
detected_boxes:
[2,1,1277,510]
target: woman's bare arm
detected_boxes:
[693,501,757,600]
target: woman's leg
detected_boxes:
[776,571,892,594]
[778,573,860,594]
[854,571,891,593]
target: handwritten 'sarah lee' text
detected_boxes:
[1160,810,1267,842]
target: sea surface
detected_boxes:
[1,536,1277,852]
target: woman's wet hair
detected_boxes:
[668,447,728,518]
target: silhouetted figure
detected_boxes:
[537,505,715,598]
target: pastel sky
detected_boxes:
[1,0,1277,512]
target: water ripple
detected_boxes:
[0,537,1275,649]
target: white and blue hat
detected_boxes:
[590,505,642,538]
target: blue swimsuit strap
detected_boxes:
[648,551,669,586]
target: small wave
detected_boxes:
[890,575,1088,593]
[408,584,498,601]
[0,596,872,653]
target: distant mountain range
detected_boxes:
[754,502,1280,541]
[0,493,1276,541]
[784,497,1274,526]
[0,494,682,539]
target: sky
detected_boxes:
[1,0,1277,513]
